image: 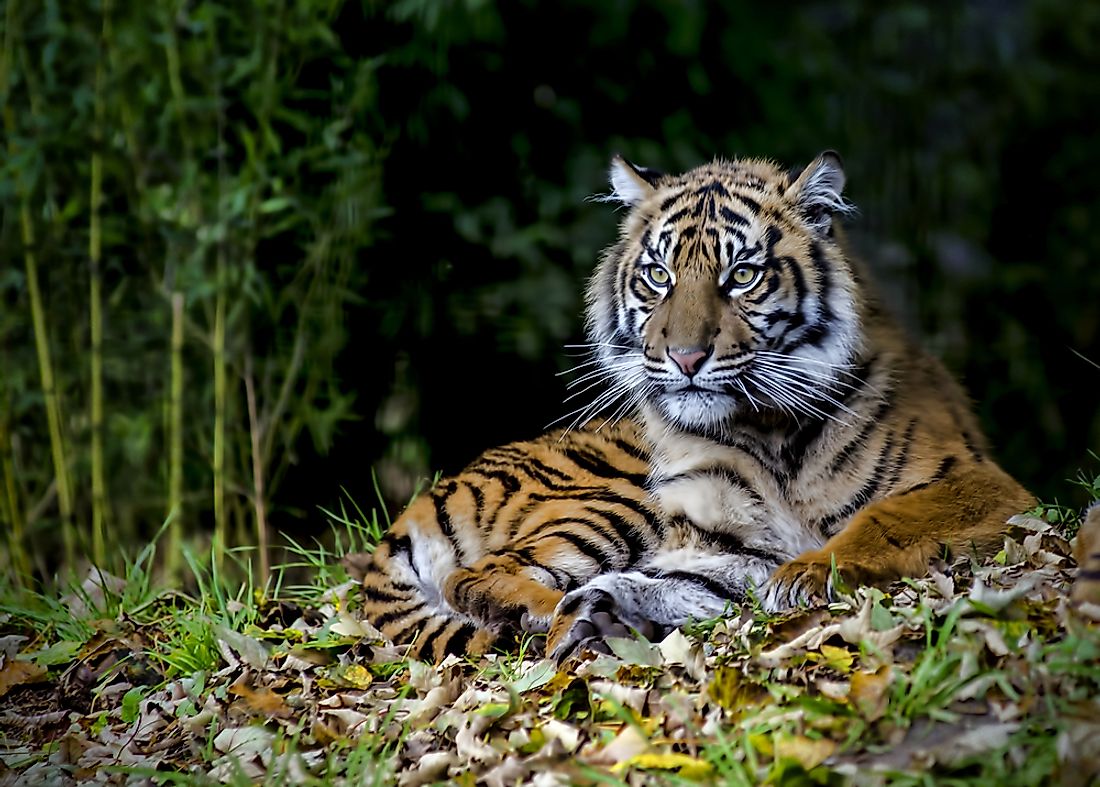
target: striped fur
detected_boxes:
[356,418,660,661]
[546,152,1035,658]
[1073,503,1100,605]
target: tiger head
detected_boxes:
[583,153,864,434]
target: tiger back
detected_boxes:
[354,418,659,661]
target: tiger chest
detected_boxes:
[648,429,864,560]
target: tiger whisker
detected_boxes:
[563,357,642,389]
[750,363,859,417]
[747,372,852,426]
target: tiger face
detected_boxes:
[586,154,863,432]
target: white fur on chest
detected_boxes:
[646,407,825,559]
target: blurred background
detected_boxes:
[2,0,1098,580]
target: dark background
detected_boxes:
[2,0,1098,575]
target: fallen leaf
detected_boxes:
[0,659,47,698]
[611,751,713,780]
[216,626,270,670]
[589,724,649,765]
[511,659,555,693]
[605,636,661,667]
[817,644,854,673]
[849,666,892,721]
[774,734,836,770]
[229,681,293,718]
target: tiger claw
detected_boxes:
[546,587,657,662]
[762,558,830,612]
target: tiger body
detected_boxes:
[358,151,1035,661]
[356,419,660,661]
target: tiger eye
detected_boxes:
[646,265,671,286]
[731,265,758,286]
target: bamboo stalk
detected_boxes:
[162,6,192,578]
[0,402,30,582]
[213,258,227,572]
[89,0,110,568]
[211,19,228,578]
[2,0,76,570]
[166,291,184,578]
[243,353,269,586]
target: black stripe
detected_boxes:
[534,526,615,566]
[563,446,648,485]
[415,617,450,659]
[430,484,466,557]
[746,272,780,304]
[612,436,649,463]
[466,468,521,494]
[732,193,761,213]
[371,599,427,630]
[818,433,896,534]
[650,569,743,603]
[660,189,687,212]
[362,584,414,604]
[719,206,749,227]
[443,622,477,656]
[1076,569,1100,580]
[659,467,764,505]
[388,534,412,560]
[825,412,885,476]
[696,527,782,563]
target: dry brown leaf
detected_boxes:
[399,751,457,787]
[229,679,294,718]
[586,723,649,765]
[0,659,47,699]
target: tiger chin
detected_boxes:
[354,150,1035,663]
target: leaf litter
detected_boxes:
[1,512,1098,785]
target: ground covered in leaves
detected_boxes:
[2,513,1099,786]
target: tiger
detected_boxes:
[544,152,1035,658]
[352,418,661,661]
[354,150,1035,662]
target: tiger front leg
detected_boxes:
[764,465,1035,610]
[546,549,776,661]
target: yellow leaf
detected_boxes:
[849,666,891,721]
[818,644,854,673]
[774,734,835,770]
[748,733,773,757]
[338,664,373,689]
[612,752,714,780]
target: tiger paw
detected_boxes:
[761,554,833,612]
[763,552,885,611]
[546,587,656,662]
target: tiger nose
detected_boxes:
[668,347,711,377]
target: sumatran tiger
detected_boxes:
[353,151,1035,662]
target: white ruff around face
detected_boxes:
[657,389,740,431]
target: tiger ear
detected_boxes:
[786,151,852,234]
[607,155,662,206]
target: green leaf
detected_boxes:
[552,677,592,722]
[30,640,82,667]
[121,686,146,724]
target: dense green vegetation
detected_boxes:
[2,0,1099,584]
